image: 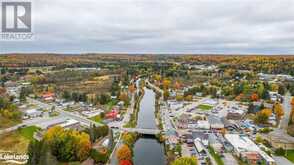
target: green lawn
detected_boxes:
[208,146,224,165]
[18,126,41,140]
[197,104,213,111]
[90,115,103,123]
[285,150,294,163]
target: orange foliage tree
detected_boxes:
[116,144,132,161]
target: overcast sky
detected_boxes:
[1,0,294,54]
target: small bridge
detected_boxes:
[121,128,161,135]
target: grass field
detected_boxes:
[0,126,40,153]
[18,126,41,140]
[0,116,21,129]
[90,115,103,123]
[197,104,213,111]
[285,150,294,163]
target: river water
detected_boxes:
[133,87,166,165]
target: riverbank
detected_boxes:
[124,81,145,128]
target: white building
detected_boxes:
[225,134,275,165]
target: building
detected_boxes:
[225,134,275,165]
[106,110,118,119]
[23,109,42,119]
[42,92,55,101]
[81,109,103,118]
[227,108,246,120]
[58,119,80,129]
[208,115,224,130]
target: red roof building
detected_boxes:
[106,110,118,119]
[42,92,55,101]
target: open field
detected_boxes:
[0,116,21,129]
[0,126,40,153]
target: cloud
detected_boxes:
[1,0,294,54]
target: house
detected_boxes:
[42,92,55,101]
[81,109,103,118]
[192,131,209,146]
[23,109,42,119]
[59,119,80,130]
[227,109,246,120]
[106,110,118,119]
[225,134,275,165]
[208,115,224,130]
[197,120,210,129]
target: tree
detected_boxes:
[116,144,132,161]
[255,109,272,124]
[251,93,259,101]
[184,95,193,101]
[121,132,137,147]
[162,79,171,89]
[90,149,109,164]
[278,85,286,95]
[128,84,136,93]
[27,140,58,165]
[171,157,198,165]
[99,93,110,105]
[44,126,91,162]
[274,102,284,120]
[163,89,169,101]
[119,160,133,165]
[176,94,183,101]
[119,92,130,106]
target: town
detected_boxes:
[0,54,293,165]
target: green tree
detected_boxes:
[171,157,198,165]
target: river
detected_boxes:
[133,87,166,165]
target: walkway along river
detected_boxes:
[133,86,166,165]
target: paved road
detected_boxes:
[273,156,293,165]
[280,93,292,130]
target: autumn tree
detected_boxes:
[128,84,136,94]
[119,160,133,165]
[163,89,170,101]
[274,102,284,120]
[116,144,132,161]
[255,109,272,124]
[250,93,259,101]
[184,95,193,101]
[44,126,91,161]
[171,157,198,165]
[119,92,130,106]
[176,94,184,101]
[162,79,171,90]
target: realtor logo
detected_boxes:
[2,2,31,32]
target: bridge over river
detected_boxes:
[121,128,161,135]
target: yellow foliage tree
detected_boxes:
[116,144,132,161]
[274,102,284,120]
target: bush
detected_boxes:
[90,149,109,164]
[275,148,285,156]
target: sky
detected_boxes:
[1,0,294,54]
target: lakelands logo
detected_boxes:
[1,1,33,40]
[0,152,28,164]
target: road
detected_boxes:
[279,93,292,131]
